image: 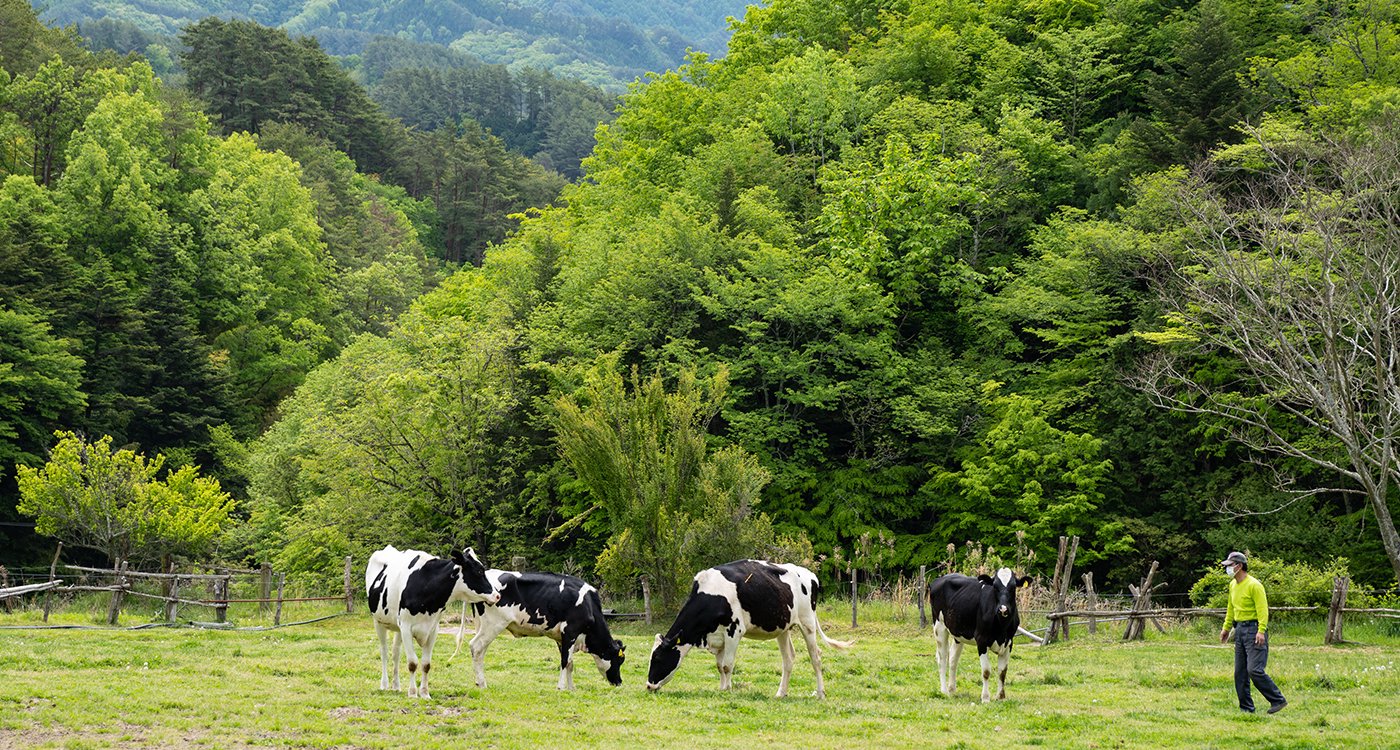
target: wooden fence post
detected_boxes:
[1082,572,1097,635]
[274,573,286,626]
[850,565,858,629]
[42,542,62,623]
[344,556,354,614]
[260,563,272,616]
[640,576,652,626]
[1123,561,1159,640]
[1050,537,1068,601]
[166,562,181,624]
[107,560,128,626]
[1046,536,1077,643]
[214,568,229,624]
[1325,576,1350,645]
[918,565,928,629]
[1049,536,1079,642]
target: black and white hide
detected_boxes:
[468,570,626,690]
[646,560,852,698]
[365,545,499,699]
[927,568,1031,702]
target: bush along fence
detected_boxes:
[0,543,358,629]
[1024,536,1400,646]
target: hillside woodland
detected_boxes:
[5,0,1400,603]
[33,0,751,89]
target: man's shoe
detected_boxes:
[1267,701,1287,714]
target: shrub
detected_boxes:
[1188,556,1369,609]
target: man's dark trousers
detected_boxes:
[1234,620,1285,712]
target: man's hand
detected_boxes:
[1255,631,1266,646]
[1220,628,1229,643]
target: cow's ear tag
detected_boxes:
[1019,576,1032,589]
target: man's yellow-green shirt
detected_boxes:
[1224,574,1270,632]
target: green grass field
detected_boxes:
[2,603,1399,749]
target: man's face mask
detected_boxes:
[1224,564,1237,576]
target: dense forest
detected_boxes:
[32,0,751,89]
[353,37,618,178]
[6,0,1400,606]
[0,0,564,559]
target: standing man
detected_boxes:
[1219,551,1287,714]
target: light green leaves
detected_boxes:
[16,431,234,565]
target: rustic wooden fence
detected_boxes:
[834,535,1398,646]
[0,546,357,628]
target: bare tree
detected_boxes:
[1136,125,1400,585]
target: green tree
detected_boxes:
[1030,25,1129,140]
[1139,0,1253,161]
[0,0,87,76]
[0,175,79,327]
[16,431,234,565]
[243,312,527,575]
[189,132,338,429]
[552,361,793,611]
[256,122,436,336]
[930,385,1128,569]
[180,18,407,177]
[0,308,85,474]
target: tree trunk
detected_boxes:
[1368,485,1400,585]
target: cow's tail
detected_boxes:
[448,601,468,662]
[815,618,854,650]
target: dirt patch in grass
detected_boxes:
[0,728,73,750]
[329,706,370,719]
[0,725,253,750]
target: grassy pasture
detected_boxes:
[2,603,1399,749]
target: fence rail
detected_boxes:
[0,580,63,600]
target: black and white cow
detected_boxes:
[467,569,626,690]
[365,545,500,699]
[927,568,1031,702]
[646,560,851,698]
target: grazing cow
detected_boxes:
[646,560,852,698]
[365,545,500,699]
[927,568,1031,702]
[467,570,626,690]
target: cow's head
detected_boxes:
[645,633,690,691]
[978,568,1029,619]
[450,548,500,605]
[588,638,626,686]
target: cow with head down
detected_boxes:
[927,568,1031,702]
[468,569,626,690]
[365,545,500,699]
[647,560,851,698]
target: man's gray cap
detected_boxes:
[1220,551,1247,565]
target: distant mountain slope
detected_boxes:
[35,0,752,87]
